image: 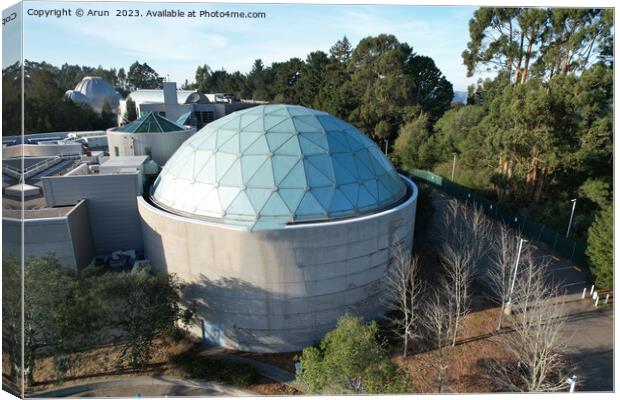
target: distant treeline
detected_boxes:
[2,34,454,142]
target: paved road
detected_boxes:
[29,375,256,398]
[426,186,614,392]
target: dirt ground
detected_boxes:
[249,376,302,395]
[26,336,300,395]
[395,304,513,393]
[29,336,199,392]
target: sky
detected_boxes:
[6,1,487,91]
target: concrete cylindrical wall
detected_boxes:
[138,177,417,352]
[106,128,195,166]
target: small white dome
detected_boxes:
[73,76,122,114]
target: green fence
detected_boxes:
[407,168,589,268]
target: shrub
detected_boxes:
[182,356,258,386]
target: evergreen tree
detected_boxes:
[586,205,613,289]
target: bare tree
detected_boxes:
[420,290,453,393]
[438,242,474,346]
[383,244,424,357]
[491,254,572,392]
[486,223,523,330]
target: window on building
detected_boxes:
[114,146,119,157]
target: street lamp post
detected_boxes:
[566,199,577,238]
[504,238,527,315]
[384,140,389,156]
[451,152,457,181]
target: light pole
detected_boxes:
[566,198,577,238]
[504,238,527,315]
[384,140,389,156]
[451,152,457,181]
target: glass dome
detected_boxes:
[151,104,406,231]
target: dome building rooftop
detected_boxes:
[150,104,407,231]
[73,76,122,114]
[115,112,186,133]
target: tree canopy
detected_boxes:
[295,316,416,394]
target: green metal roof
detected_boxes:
[151,105,407,231]
[117,112,185,133]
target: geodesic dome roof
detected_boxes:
[150,104,406,231]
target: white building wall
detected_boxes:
[138,178,417,352]
[106,128,195,166]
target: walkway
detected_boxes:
[198,347,297,386]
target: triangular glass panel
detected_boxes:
[265,105,290,117]
[240,114,263,130]
[198,188,223,214]
[279,188,305,212]
[241,155,268,182]
[287,106,311,116]
[264,114,288,131]
[279,161,306,188]
[247,159,274,187]
[301,132,328,151]
[219,133,239,153]
[193,129,217,149]
[332,157,357,185]
[293,117,322,133]
[266,132,294,152]
[216,129,237,150]
[274,136,301,156]
[194,154,216,183]
[363,179,379,200]
[261,192,289,216]
[272,155,299,184]
[344,132,366,151]
[267,118,296,133]
[307,154,335,180]
[311,187,334,209]
[330,189,354,213]
[218,186,240,211]
[340,183,359,205]
[244,136,270,155]
[240,131,263,152]
[357,185,376,208]
[219,116,241,130]
[304,160,333,186]
[295,192,325,217]
[220,159,242,186]
[215,152,237,181]
[226,191,255,215]
[299,136,327,155]
[326,132,351,153]
[354,153,375,180]
[246,188,273,213]
[333,153,358,178]
[316,115,341,131]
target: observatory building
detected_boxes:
[65,76,122,114]
[138,104,418,352]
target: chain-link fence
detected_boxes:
[407,168,589,268]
